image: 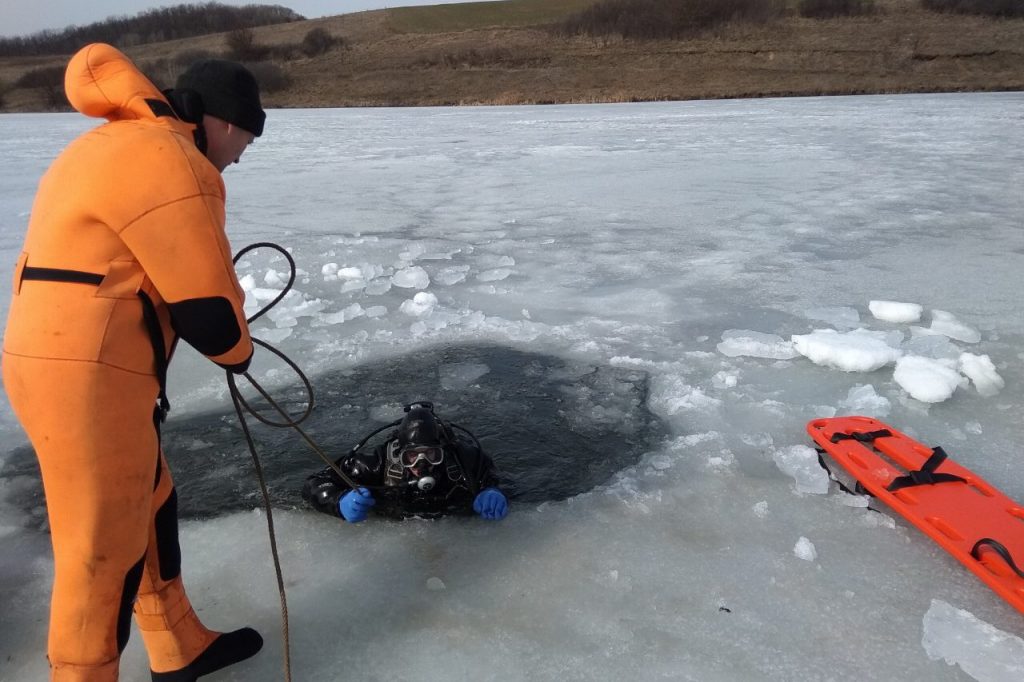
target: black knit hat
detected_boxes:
[175,59,265,137]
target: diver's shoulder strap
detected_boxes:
[443,423,480,496]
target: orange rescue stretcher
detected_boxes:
[807,415,1024,615]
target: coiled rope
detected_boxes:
[224,242,363,682]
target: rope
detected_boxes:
[227,381,292,682]
[227,242,300,682]
[224,242,366,682]
[222,242,486,679]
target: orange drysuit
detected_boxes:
[2,44,255,680]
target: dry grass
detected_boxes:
[1,0,1022,111]
[387,0,599,32]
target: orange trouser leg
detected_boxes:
[3,354,157,681]
[3,354,222,679]
[133,453,218,673]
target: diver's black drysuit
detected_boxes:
[302,433,500,519]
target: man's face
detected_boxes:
[401,445,444,479]
[204,115,256,172]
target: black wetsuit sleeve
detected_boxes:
[476,450,501,491]
[454,438,501,493]
[302,447,386,519]
[301,459,351,519]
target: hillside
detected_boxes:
[1,0,1022,111]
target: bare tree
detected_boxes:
[798,0,875,17]
[300,27,345,57]
[555,0,785,41]
[0,2,304,57]
[226,27,269,61]
[16,66,68,109]
[922,0,1024,17]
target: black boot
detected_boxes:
[151,627,263,681]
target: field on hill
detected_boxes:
[387,0,598,32]
[1,0,1022,111]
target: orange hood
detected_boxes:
[4,42,253,378]
[64,43,174,124]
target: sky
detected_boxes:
[0,0,504,38]
[1,94,1022,681]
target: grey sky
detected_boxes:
[2,1,502,38]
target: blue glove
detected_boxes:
[473,487,508,520]
[339,488,375,523]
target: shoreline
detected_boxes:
[2,4,1022,112]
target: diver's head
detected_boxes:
[396,405,445,488]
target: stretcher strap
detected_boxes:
[971,538,1024,579]
[886,446,967,492]
[830,428,892,444]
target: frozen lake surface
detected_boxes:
[1,93,1022,681]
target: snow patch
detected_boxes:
[794,537,817,562]
[791,328,902,372]
[959,353,1005,397]
[929,310,981,344]
[392,266,430,289]
[717,330,800,359]
[772,445,830,495]
[922,600,1024,681]
[838,384,891,418]
[893,356,966,403]
[869,300,922,323]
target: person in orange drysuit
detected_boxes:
[2,43,268,681]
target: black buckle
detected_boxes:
[156,396,170,423]
[887,447,965,492]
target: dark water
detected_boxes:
[1,344,668,522]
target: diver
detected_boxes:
[302,402,509,522]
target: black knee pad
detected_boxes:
[154,488,182,581]
[118,555,146,653]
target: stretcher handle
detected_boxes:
[971,538,1024,579]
